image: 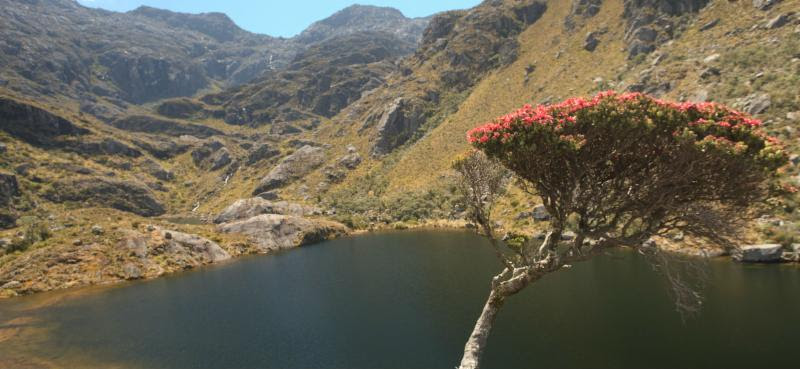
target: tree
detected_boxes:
[454,91,786,369]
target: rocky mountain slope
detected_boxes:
[2,0,800,298]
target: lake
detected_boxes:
[0,230,798,368]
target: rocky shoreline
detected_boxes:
[2,202,798,300]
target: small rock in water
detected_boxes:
[734,244,784,263]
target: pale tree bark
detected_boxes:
[458,289,505,369]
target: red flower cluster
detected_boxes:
[467,91,763,146]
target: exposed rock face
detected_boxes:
[737,93,772,115]
[253,145,326,194]
[295,5,429,45]
[111,115,222,138]
[247,144,281,165]
[415,1,547,89]
[0,173,20,207]
[371,98,427,156]
[753,0,781,10]
[566,0,603,28]
[143,160,174,181]
[0,172,20,229]
[147,229,231,265]
[0,0,296,107]
[156,98,206,119]
[733,244,785,263]
[622,0,710,58]
[70,138,142,158]
[44,178,165,217]
[0,97,88,146]
[214,197,321,224]
[191,141,232,171]
[584,32,600,51]
[131,135,191,159]
[202,31,416,127]
[218,214,347,252]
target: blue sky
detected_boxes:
[76,0,481,37]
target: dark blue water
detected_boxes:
[1,230,798,368]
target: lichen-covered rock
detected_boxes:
[44,177,165,217]
[218,214,347,252]
[253,145,326,194]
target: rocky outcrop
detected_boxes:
[131,135,191,159]
[0,173,20,207]
[0,227,230,296]
[371,98,427,156]
[415,1,547,89]
[246,144,281,165]
[0,172,20,229]
[0,97,88,147]
[44,177,165,217]
[253,145,326,194]
[214,197,321,224]
[191,141,232,171]
[566,0,603,28]
[736,93,772,115]
[622,0,710,58]
[733,244,785,263]
[143,160,175,181]
[295,5,429,45]
[111,115,222,138]
[218,214,347,252]
[156,98,206,119]
[69,138,142,158]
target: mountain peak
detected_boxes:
[295,4,428,45]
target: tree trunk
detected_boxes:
[458,289,505,369]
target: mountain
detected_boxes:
[0,0,427,120]
[295,4,430,45]
[2,0,800,298]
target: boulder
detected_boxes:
[532,205,551,221]
[737,93,772,115]
[214,198,321,224]
[765,14,790,29]
[338,152,362,170]
[703,54,720,64]
[44,177,165,217]
[699,18,719,31]
[584,32,600,51]
[218,214,347,252]
[753,0,780,10]
[253,145,325,194]
[256,191,280,201]
[733,244,784,263]
[72,138,142,158]
[155,229,230,263]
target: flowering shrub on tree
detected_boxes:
[454,91,786,369]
